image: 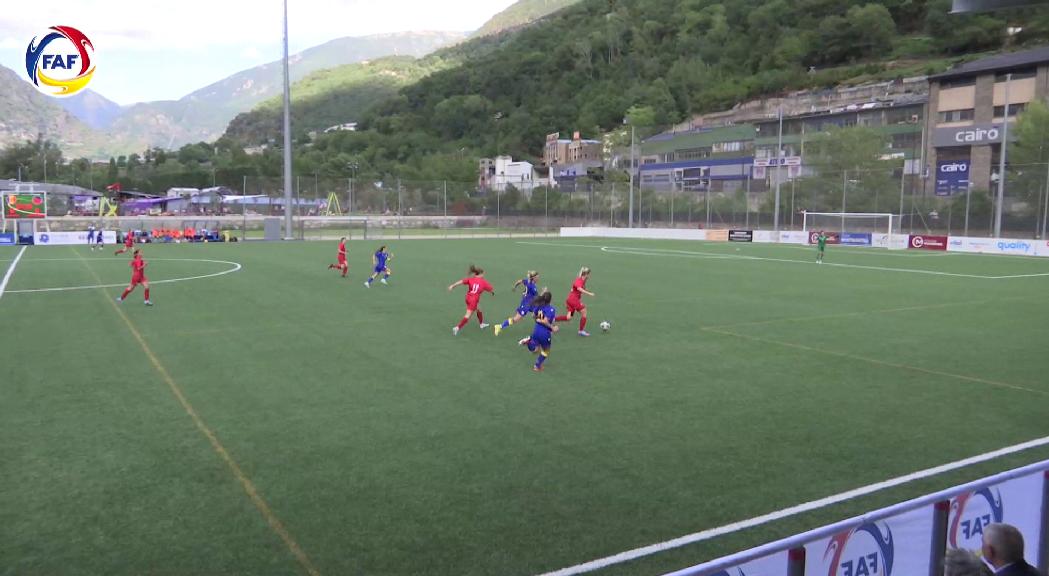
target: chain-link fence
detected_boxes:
[26,162,1049,241]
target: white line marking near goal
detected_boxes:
[5,258,242,294]
[0,245,27,300]
[518,241,1049,280]
[535,435,1049,576]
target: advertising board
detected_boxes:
[908,234,948,251]
[3,193,47,219]
[34,231,117,245]
[808,231,841,245]
[728,230,753,242]
[840,232,872,246]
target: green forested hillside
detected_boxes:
[222,56,454,144]
[474,0,583,36]
[258,0,1049,182]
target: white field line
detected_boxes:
[5,258,242,294]
[516,241,1049,279]
[0,245,27,300]
[535,435,1049,576]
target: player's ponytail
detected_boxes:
[579,266,591,277]
[531,290,552,307]
[469,264,484,276]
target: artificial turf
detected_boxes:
[2,238,1048,576]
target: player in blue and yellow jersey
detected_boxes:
[518,290,558,372]
[364,245,392,287]
[494,270,539,336]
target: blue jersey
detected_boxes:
[87,226,95,241]
[375,250,389,269]
[531,304,557,345]
[96,230,104,243]
[516,278,539,315]
[518,278,538,308]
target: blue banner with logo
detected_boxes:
[841,232,872,246]
[0,233,14,245]
[935,160,970,196]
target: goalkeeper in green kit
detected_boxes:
[816,231,828,264]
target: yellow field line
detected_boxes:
[702,326,1048,397]
[71,248,321,576]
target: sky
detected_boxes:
[0,0,517,105]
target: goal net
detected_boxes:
[801,212,903,249]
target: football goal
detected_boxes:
[801,212,903,249]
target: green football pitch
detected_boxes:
[2,238,1048,576]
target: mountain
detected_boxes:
[54,90,124,130]
[44,31,465,154]
[223,56,439,145]
[175,31,466,118]
[474,0,582,37]
[222,32,509,147]
[0,65,116,158]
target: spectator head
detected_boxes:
[981,523,1025,569]
[944,548,991,576]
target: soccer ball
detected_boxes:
[599,321,611,332]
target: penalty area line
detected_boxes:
[0,245,27,300]
[535,435,1049,576]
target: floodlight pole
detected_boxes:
[1043,161,1049,239]
[774,106,783,233]
[281,0,294,240]
[994,72,1011,239]
[627,121,635,228]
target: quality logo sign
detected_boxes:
[25,25,95,97]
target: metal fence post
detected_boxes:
[929,500,950,576]
[1039,471,1049,572]
[787,546,805,576]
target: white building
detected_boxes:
[483,156,537,192]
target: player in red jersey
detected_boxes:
[555,266,595,336]
[327,237,349,277]
[117,249,153,306]
[447,264,494,335]
[114,230,134,255]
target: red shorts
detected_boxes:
[566,298,585,313]
[337,255,347,264]
[131,274,147,286]
[465,296,480,312]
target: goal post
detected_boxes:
[801,212,903,249]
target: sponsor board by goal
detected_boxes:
[908,234,948,251]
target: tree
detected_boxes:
[1008,101,1049,213]
[107,158,118,181]
[0,137,64,182]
